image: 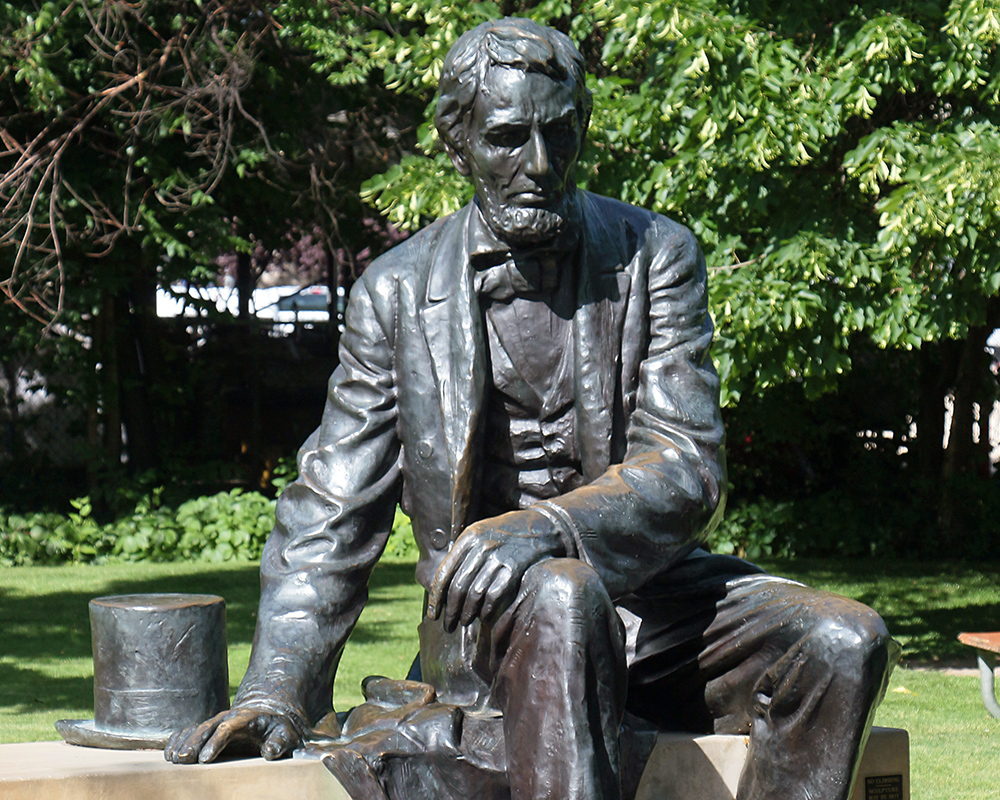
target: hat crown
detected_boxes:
[57,593,230,747]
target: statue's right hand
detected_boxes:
[164,705,304,764]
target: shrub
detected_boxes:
[386,508,417,560]
[0,490,420,566]
[708,499,796,560]
[0,489,276,566]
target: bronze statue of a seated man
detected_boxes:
[166,17,896,800]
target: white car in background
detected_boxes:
[157,284,344,335]
[987,329,1000,376]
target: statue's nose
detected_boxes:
[524,128,550,178]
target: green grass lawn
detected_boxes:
[756,557,1000,800]
[2,556,998,799]
[0,556,424,745]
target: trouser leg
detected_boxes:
[626,561,898,800]
[718,578,895,800]
[478,558,627,800]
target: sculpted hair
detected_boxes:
[435,17,593,164]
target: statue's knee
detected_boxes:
[521,558,610,616]
[808,600,893,678]
[516,559,624,661]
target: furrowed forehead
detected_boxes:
[482,26,568,80]
[474,69,577,128]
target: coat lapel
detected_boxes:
[417,195,633,528]
[419,205,486,534]
[573,198,631,482]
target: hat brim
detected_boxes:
[55,718,172,750]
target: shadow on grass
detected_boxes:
[0,660,94,718]
[10,554,995,721]
[0,559,420,718]
[883,604,1000,663]
[759,557,1000,663]
[2,566,261,663]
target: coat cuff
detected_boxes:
[533,502,583,562]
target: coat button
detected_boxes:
[428,527,449,549]
[417,440,434,459]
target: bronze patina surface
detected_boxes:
[165,18,897,800]
[59,593,229,749]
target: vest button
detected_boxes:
[428,527,449,549]
[417,440,434,459]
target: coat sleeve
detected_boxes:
[233,273,403,725]
[533,220,726,599]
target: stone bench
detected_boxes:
[958,631,1000,718]
[0,727,908,800]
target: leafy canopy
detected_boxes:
[323,0,1000,404]
[0,0,394,322]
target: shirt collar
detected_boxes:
[466,197,582,300]
[466,194,583,265]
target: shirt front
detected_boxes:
[467,201,588,518]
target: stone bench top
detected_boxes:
[958,631,1000,653]
[0,727,909,800]
[0,741,348,800]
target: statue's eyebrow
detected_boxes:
[479,103,530,130]
[543,109,579,128]
[484,118,530,132]
[483,105,578,133]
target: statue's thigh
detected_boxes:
[625,564,887,735]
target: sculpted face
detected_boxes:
[462,67,583,246]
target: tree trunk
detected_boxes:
[237,250,253,321]
[1,359,20,461]
[117,253,160,474]
[97,291,122,469]
[938,322,994,545]
[915,342,948,490]
[87,290,123,512]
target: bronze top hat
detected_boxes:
[56,593,230,749]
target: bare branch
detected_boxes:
[2,0,392,323]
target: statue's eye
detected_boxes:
[545,120,577,147]
[486,126,529,148]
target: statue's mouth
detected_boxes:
[508,187,564,208]
[513,191,546,203]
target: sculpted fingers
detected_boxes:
[197,720,240,763]
[444,547,489,631]
[164,728,187,762]
[164,714,225,764]
[479,563,516,622]
[428,539,464,620]
[461,557,504,626]
[429,528,480,620]
[164,707,303,765]
[261,718,300,760]
[197,707,268,763]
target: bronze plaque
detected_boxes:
[865,774,903,800]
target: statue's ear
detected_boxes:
[445,142,471,177]
[578,108,591,155]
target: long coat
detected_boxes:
[234,192,728,724]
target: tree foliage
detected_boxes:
[0,0,420,489]
[297,0,1000,550]
[349,0,1000,405]
[4,1,1000,548]
[0,0,408,319]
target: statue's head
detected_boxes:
[436,18,593,245]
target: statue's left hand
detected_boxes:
[428,510,565,632]
[164,705,307,764]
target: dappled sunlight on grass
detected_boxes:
[0,558,421,743]
[758,558,1000,664]
[2,555,998,799]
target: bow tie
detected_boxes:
[474,250,565,301]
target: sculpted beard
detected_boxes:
[481,191,576,246]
